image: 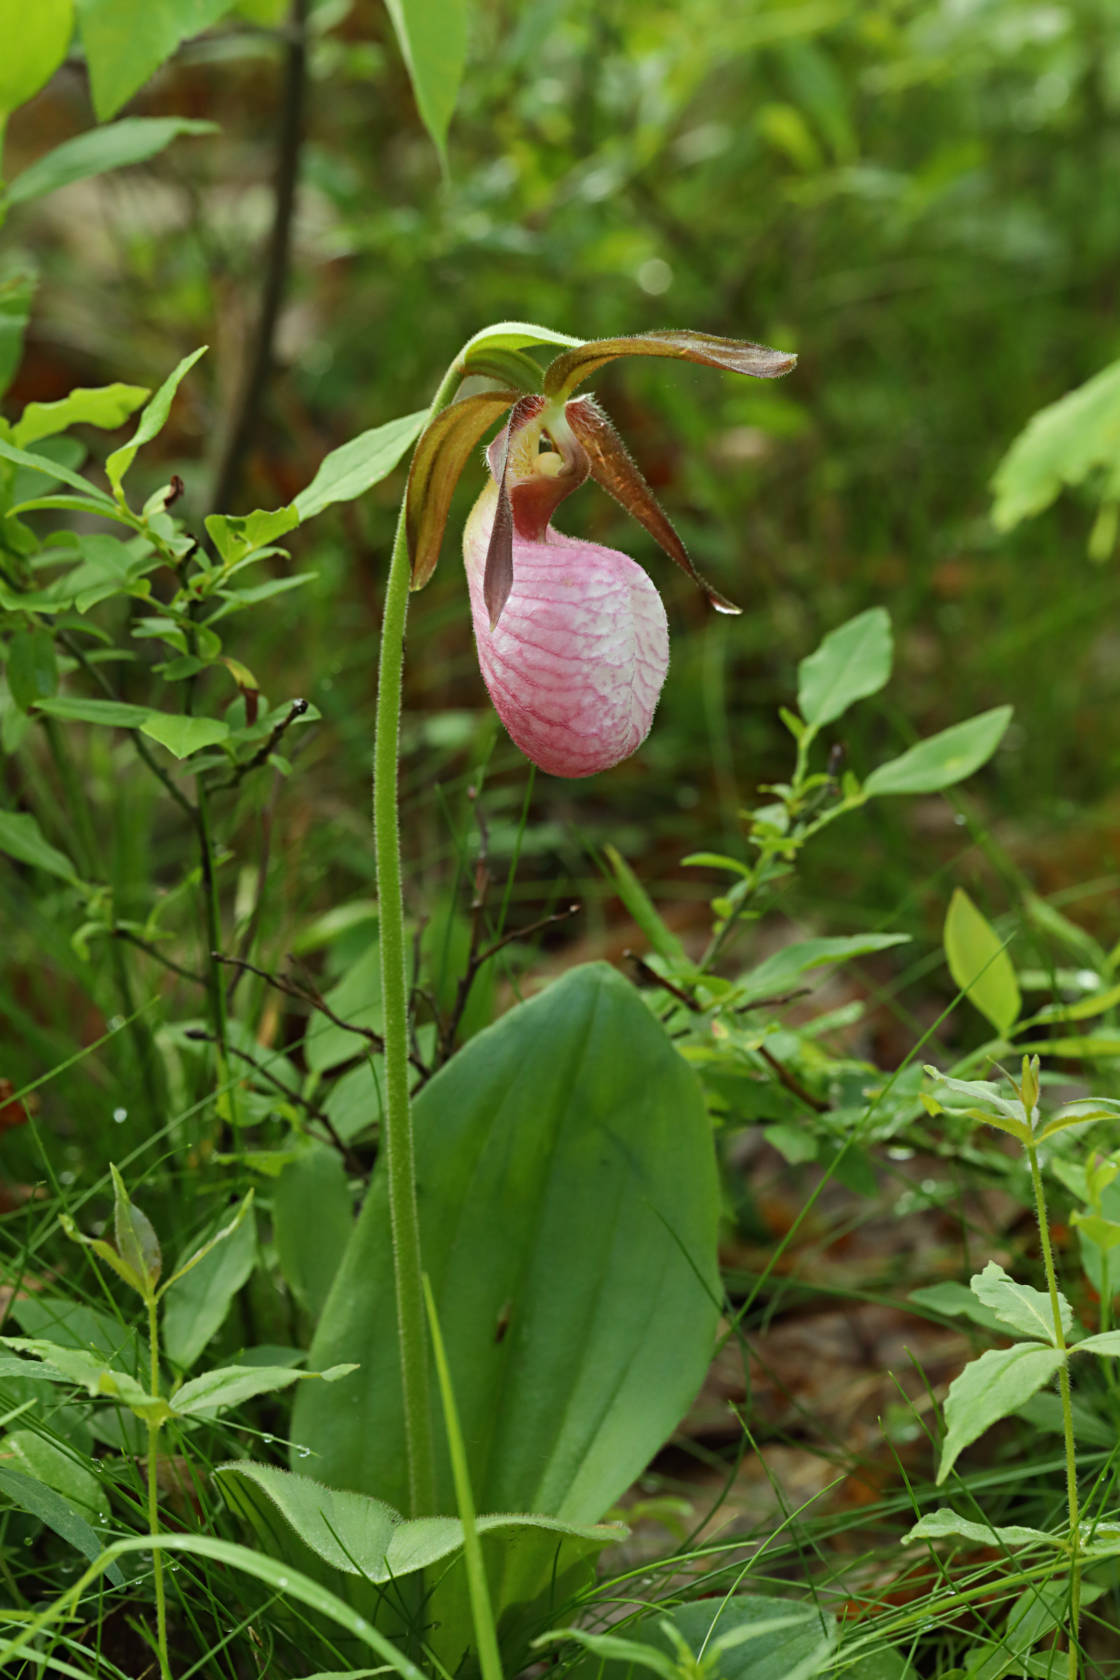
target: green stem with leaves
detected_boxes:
[1026,1142,1081,1679]
[146,1296,172,1680]
[372,358,465,1518]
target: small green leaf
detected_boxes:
[162,1197,256,1369]
[170,1361,356,1419]
[797,607,892,730]
[76,0,236,120]
[603,843,686,965]
[0,809,77,882]
[970,1261,1069,1345]
[937,1344,1064,1483]
[294,410,426,522]
[13,382,149,448]
[106,345,207,496]
[943,887,1021,1036]
[904,1508,1059,1550]
[738,932,909,1003]
[0,0,73,120]
[1072,1330,1120,1357]
[0,434,120,508]
[139,713,229,758]
[383,0,467,173]
[992,356,1120,531]
[59,1213,145,1292]
[205,504,300,564]
[4,118,217,209]
[35,695,151,726]
[865,707,1013,799]
[909,1281,1008,1336]
[6,626,58,711]
[110,1164,161,1293]
[0,1337,166,1418]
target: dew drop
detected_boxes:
[277,1575,289,1589]
[296,1446,311,1459]
[112,1107,128,1124]
[262,1434,273,1445]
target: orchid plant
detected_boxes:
[405,328,796,776]
[372,322,796,1516]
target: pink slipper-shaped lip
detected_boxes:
[464,479,669,778]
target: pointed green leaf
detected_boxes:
[737,932,909,1003]
[0,810,78,883]
[293,963,721,1523]
[0,1467,124,1584]
[76,0,236,120]
[106,345,207,496]
[0,1427,105,1522]
[4,118,217,209]
[992,356,1120,531]
[904,1508,1058,1549]
[170,1361,355,1419]
[0,0,73,119]
[943,887,1021,1036]
[603,843,687,965]
[139,713,229,759]
[293,410,425,522]
[0,434,120,508]
[35,695,151,726]
[544,1593,836,1680]
[0,1338,166,1417]
[459,321,581,360]
[58,1213,145,1292]
[864,706,1013,799]
[1072,1330,1120,1357]
[110,1163,161,1292]
[542,329,797,399]
[162,1197,256,1369]
[937,1344,1064,1483]
[383,0,467,172]
[13,383,149,449]
[797,607,893,729]
[970,1261,1068,1345]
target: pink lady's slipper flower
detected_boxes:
[406,330,796,778]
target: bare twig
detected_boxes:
[111,927,205,986]
[757,1043,828,1114]
[184,1028,366,1176]
[213,699,309,790]
[209,0,310,516]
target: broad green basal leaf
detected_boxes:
[556,1593,835,1680]
[292,962,721,1523]
[217,1461,623,1680]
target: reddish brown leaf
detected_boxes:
[563,397,741,614]
[543,329,796,398]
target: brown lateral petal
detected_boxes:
[483,394,547,627]
[407,390,519,589]
[543,329,796,399]
[563,397,741,615]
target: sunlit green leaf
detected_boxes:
[105,345,207,496]
[864,707,1012,798]
[76,0,236,120]
[992,356,1120,531]
[139,713,230,758]
[383,0,467,173]
[970,1261,1068,1345]
[4,118,217,208]
[293,410,425,522]
[205,504,300,564]
[943,886,1020,1036]
[14,383,149,449]
[797,607,892,729]
[0,0,72,120]
[170,1360,355,1419]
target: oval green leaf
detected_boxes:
[292,962,721,1524]
[863,705,1012,799]
[943,886,1020,1036]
